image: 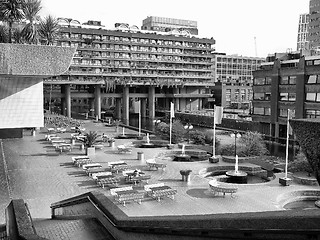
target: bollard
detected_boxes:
[137,152,144,161]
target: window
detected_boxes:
[265,92,271,101]
[306,109,320,118]
[265,108,271,115]
[253,107,264,115]
[306,93,316,101]
[279,93,289,101]
[254,78,265,85]
[280,76,289,85]
[289,76,297,85]
[307,75,320,84]
[253,93,265,100]
[265,77,272,85]
[288,93,296,101]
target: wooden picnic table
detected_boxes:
[149,186,177,202]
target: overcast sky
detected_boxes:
[40,0,309,58]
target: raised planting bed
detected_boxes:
[172,149,210,161]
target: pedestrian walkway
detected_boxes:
[0,120,318,224]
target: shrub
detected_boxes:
[189,130,206,145]
[288,152,313,176]
[155,119,184,144]
[238,131,269,156]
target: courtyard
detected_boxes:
[0,120,319,224]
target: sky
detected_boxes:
[40,0,309,58]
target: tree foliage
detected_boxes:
[290,119,320,185]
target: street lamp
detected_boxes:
[184,123,193,143]
[230,131,241,156]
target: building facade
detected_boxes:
[252,52,320,140]
[141,16,198,35]
[44,18,215,123]
[297,13,310,51]
[213,54,264,109]
[308,0,320,52]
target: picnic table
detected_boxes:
[114,189,145,206]
[108,162,129,173]
[92,172,112,180]
[148,185,177,202]
[82,163,102,170]
[98,176,121,188]
[55,143,72,153]
[124,172,151,185]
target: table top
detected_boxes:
[150,186,171,192]
[116,190,138,196]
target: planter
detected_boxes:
[180,170,192,182]
[167,144,174,149]
[209,155,221,163]
[86,147,95,156]
[279,177,292,186]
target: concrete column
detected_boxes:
[140,98,147,118]
[115,98,121,120]
[65,84,71,118]
[122,86,129,125]
[94,85,101,119]
[89,98,94,118]
[148,86,155,119]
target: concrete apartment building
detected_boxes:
[308,0,320,53]
[297,13,310,51]
[141,16,198,35]
[44,17,216,124]
[213,54,264,110]
[252,52,320,140]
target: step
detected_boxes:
[33,218,115,240]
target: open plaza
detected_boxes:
[0,120,318,229]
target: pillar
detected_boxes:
[94,85,101,119]
[141,98,147,118]
[115,98,121,120]
[89,98,94,118]
[122,86,129,125]
[65,84,71,118]
[148,86,155,119]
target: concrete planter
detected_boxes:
[209,155,221,163]
[279,177,292,186]
[86,147,95,156]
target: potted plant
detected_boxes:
[80,131,99,156]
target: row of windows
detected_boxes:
[306,109,320,118]
[60,32,213,48]
[279,92,296,101]
[216,57,263,65]
[254,77,272,85]
[280,76,296,85]
[253,92,271,101]
[253,108,296,117]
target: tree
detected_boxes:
[21,0,42,44]
[38,15,59,45]
[290,119,320,185]
[0,0,25,43]
[238,131,269,156]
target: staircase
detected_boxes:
[33,217,115,240]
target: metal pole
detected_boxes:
[234,132,237,157]
[138,100,141,137]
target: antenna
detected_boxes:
[254,36,258,57]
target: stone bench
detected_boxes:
[209,180,238,198]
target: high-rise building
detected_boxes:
[308,0,320,52]
[297,13,309,51]
[141,16,198,35]
[213,54,264,109]
[44,18,215,122]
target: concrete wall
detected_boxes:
[0,78,43,128]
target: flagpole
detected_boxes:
[285,109,290,179]
[138,99,141,137]
[169,102,173,145]
[213,106,216,158]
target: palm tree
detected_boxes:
[12,25,24,43]
[38,15,59,45]
[0,0,25,43]
[0,24,9,43]
[21,0,42,44]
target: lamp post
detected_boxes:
[184,123,193,143]
[230,131,241,156]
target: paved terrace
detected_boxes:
[0,120,319,224]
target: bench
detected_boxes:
[98,176,121,188]
[82,163,102,170]
[117,192,145,206]
[86,167,111,176]
[209,180,238,198]
[144,183,165,191]
[72,156,92,167]
[108,161,129,173]
[146,159,166,171]
[110,186,133,196]
[91,172,112,180]
[145,183,177,202]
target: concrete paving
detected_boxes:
[0,120,319,225]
